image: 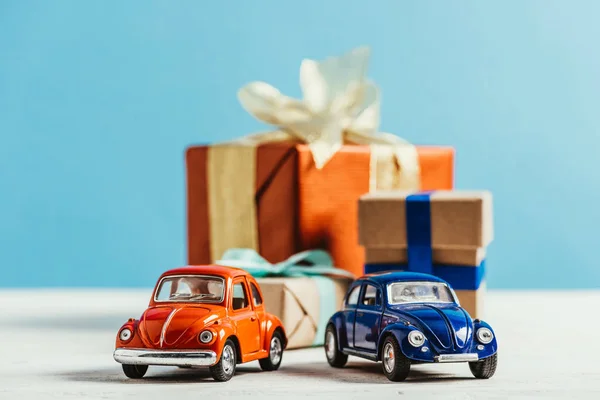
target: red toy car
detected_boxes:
[113,265,287,381]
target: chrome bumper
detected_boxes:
[114,348,218,367]
[434,353,479,363]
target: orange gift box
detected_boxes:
[186,143,454,277]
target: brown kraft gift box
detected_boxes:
[358,190,493,318]
[186,143,454,277]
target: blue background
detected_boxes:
[1,1,598,289]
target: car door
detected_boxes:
[230,278,261,354]
[247,278,267,348]
[353,282,383,352]
[342,283,363,349]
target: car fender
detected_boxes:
[212,319,238,358]
[326,311,348,350]
[474,319,495,335]
[378,323,432,362]
[263,313,288,350]
[472,319,498,358]
[115,319,145,349]
[170,317,235,361]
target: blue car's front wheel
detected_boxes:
[381,336,411,382]
[469,353,498,379]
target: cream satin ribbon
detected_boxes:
[207,46,421,261]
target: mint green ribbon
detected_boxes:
[215,248,355,346]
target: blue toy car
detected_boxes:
[324,271,498,381]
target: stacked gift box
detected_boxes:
[186,144,456,348]
[183,47,472,349]
[358,190,494,318]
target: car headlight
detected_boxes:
[408,330,426,347]
[476,327,493,344]
[119,328,132,342]
[199,330,214,344]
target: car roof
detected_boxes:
[359,271,449,286]
[160,265,250,279]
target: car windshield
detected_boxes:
[387,281,456,305]
[155,275,225,303]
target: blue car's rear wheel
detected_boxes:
[324,325,348,368]
[381,335,411,381]
[469,352,498,379]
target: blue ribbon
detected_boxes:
[215,248,354,346]
[406,191,435,274]
[364,261,485,291]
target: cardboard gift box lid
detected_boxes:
[358,190,493,249]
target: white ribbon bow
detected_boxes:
[237,46,415,169]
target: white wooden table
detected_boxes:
[1,289,599,399]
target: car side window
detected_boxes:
[250,282,263,307]
[345,285,362,307]
[232,281,249,310]
[361,284,381,307]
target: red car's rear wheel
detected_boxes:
[259,331,284,371]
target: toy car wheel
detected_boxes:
[381,336,410,381]
[259,330,284,371]
[324,324,348,368]
[469,352,498,379]
[209,339,237,382]
[122,364,148,379]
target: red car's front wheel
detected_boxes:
[122,364,148,379]
[210,339,237,382]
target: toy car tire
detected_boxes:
[209,339,237,382]
[469,352,498,379]
[381,335,410,382]
[122,364,148,379]
[324,324,348,368]
[259,330,284,371]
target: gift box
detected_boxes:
[358,190,493,317]
[185,47,455,277]
[215,248,354,349]
[187,144,454,278]
[256,276,351,349]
